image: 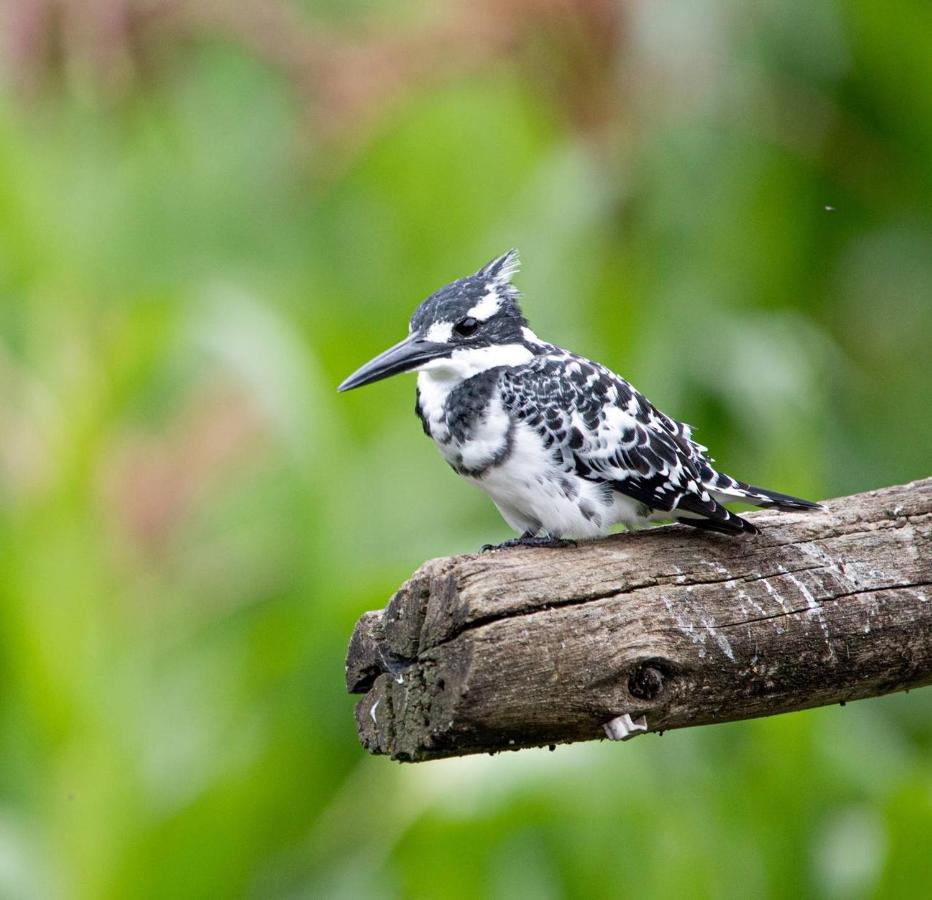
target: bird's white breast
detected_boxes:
[416,369,513,473]
[415,342,648,538]
[464,422,643,538]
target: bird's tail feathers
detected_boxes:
[674,492,760,535]
[707,473,821,511]
[676,512,759,536]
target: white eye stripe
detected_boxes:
[423,289,503,343]
[466,289,502,321]
[425,321,454,343]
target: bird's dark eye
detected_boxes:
[454,316,480,337]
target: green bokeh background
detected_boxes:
[0,1,930,897]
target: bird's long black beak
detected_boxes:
[338,333,450,392]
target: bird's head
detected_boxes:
[338,250,536,392]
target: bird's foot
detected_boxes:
[481,533,577,552]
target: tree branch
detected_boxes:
[346,478,932,762]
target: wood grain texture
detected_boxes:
[346,478,932,762]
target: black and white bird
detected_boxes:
[339,251,818,546]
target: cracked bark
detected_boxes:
[345,478,932,762]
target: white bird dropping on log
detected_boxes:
[339,251,819,548]
[603,714,649,741]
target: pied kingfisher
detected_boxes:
[339,251,818,546]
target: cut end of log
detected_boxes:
[346,478,932,762]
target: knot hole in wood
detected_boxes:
[627,662,668,701]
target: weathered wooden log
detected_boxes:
[346,478,932,762]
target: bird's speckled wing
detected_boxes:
[498,352,753,533]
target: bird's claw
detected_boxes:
[480,535,577,552]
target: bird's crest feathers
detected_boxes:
[479,249,521,287]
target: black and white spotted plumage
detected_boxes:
[343,250,818,540]
[494,351,806,536]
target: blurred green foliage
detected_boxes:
[0,1,930,897]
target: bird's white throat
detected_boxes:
[417,342,534,386]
